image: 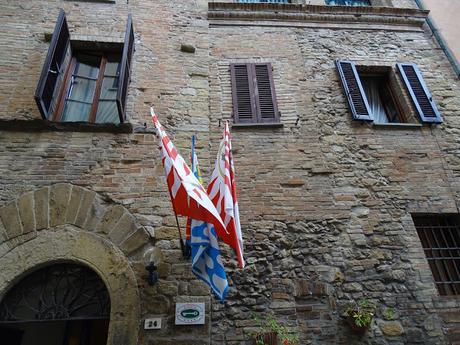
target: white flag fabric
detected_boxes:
[207,121,245,268]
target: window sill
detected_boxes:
[231,122,283,129]
[0,119,132,133]
[372,122,423,129]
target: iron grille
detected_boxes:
[413,215,460,296]
[0,263,110,322]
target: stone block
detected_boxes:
[96,204,125,234]
[120,227,150,256]
[378,320,404,337]
[108,213,138,245]
[0,201,22,239]
[66,185,84,224]
[49,183,72,227]
[75,189,96,228]
[34,187,49,230]
[0,218,8,243]
[18,192,35,234]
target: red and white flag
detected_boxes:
[151,108,228,239]
[207,121,245,268]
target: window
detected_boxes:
[325,0,371,5]
[336,60,442,124]
[34,10,134,124]
[230,63,280,124]
[360,72,403,124]
[412,215,460,296]
[236,0,291,3]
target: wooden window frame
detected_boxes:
[34,10,134,124]
[53,54,115,123]
[230,62,280,124]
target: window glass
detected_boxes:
[96,56,120,123]
[236,0,290,3]
[325,0,370,6]
[61,54,100,122]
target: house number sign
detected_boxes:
[175,302,205,325]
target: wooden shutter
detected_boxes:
[335,60,373,121]
[254,63,279,123]
[34,9,70,120]
[230,64,257,123]
[397,63,442,123]
[116,14,135,123]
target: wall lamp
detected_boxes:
[145,261,158,286]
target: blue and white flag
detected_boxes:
[191,219,229,301]
[186,135,229,301]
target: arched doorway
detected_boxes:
[0,263,111,345]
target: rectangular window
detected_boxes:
[360,74,404,124]
[57,53,121,124]
[236,0,291,3]
[230,63,279,124]
[335,60,442,124]
[412,215,460,296]
[34,10,134,124]
[325,0,371,5]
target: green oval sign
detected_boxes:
[180,309,199,318]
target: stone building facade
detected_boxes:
[0,0,459,345]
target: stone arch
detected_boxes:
[0,183,152,345]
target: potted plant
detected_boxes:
[251,312,300,345]
[343,299,376,333]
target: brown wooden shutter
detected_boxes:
[254,63,279,123]
[116,14,134,123]
[396,63,442,123]
[230,64,257,123]
[34,9,70,120]
[335,60,373,121]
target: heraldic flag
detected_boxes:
[188,136,229,301]
[208,121,245,268]
[151,108,229,300]
[185,135,205,244]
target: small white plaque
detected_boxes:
[175,302,205,325]
[144,318,161,330]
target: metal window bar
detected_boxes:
[413,215,460,295]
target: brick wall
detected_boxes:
[1,0,460,344]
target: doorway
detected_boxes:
[0,263,110,345]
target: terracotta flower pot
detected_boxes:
[253,331,278,345]
[345,315,369,334]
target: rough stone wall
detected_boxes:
[1,0,460,345]
[208,7,460,345]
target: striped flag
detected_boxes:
[186,135,229,301]
[208,121,245,268]
[150,108,229,243]
[186,135,204,244]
